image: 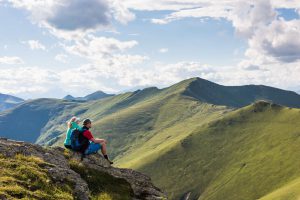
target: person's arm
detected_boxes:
[67,117,77,128]
[83,130,107,144]
[90,138,107,144]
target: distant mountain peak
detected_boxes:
[63,95,75,100]
[88,90,107,95]
[83,90,114,101]
[0,93,24,103]
[0,93,24,112]
[63,91,114,101]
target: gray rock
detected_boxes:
[0,138,167,200]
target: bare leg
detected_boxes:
[100,142,107,155]
[99,142,113,164]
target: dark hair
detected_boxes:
[83,119,92,126]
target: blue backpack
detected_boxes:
[70,127,90,154]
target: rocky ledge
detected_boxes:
[0,138,167,200]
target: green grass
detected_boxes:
[0,154,73,199]
[259,176,300,200]
[128,102,300,200]
[114,97,229,168]
[69,158,133,200]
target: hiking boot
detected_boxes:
[107,159,114,165]
[103,155,113,164]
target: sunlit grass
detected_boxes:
[259,176,300,200]
[0,154,73,199]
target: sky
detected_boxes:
[0,0,300,99]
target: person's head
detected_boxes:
[83,118,92,128]
[75,117,81,124]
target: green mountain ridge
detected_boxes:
[1,77,300,199]
[183,78,300,108]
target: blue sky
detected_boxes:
[0,0,300,99]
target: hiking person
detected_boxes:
[64,116,81,149]
[81,119,113,164]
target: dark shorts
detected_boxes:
[85,142,102,155]
[64,144,72,149]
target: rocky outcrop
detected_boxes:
[0,138,167,200]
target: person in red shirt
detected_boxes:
[82,119,113,164]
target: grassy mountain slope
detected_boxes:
[114,97,228,168]
[126,101,300,199]
[259,176,300,200]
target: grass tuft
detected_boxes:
[0,154,73,199]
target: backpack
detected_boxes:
[70,127,90,157]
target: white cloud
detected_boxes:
[46,0,111,31]
[22,40,46,50]
[61,35,148,69]
[149,62,216,86]
[63,36,138,60]
[110,0,135,25]
[0,65,116,98]
[229,1,300,69]
[0,56,24,65]
[0,66,60,97]
[159,48,169,53]
[123,0,207,11]
[0,59,299,99]
[229,0,277,37]
[54,54,68,63]
[151,3,233,24]
[8,0,135,33]
[245,19,300,63]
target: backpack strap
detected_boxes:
[79,126,90,161]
